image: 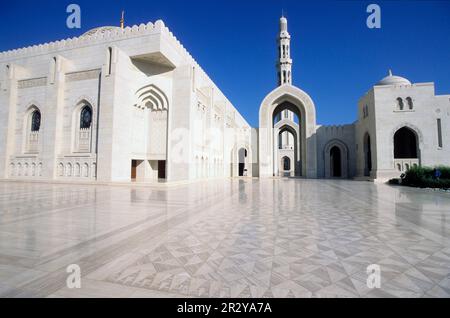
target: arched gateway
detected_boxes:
[258,17,317,178]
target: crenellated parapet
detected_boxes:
[318,124,354,137]
[0,20,194,72]
[0,21,158,61]
[0,19,248,128]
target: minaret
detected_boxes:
[277,16,292,86]
[120,11,125,29]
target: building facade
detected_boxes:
[0,17,449,183]
[258,16,450,181]
[0,21,252,183]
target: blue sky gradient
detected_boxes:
[1,0,449,127]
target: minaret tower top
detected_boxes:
[277,16,292,86]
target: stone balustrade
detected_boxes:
[394,158,419,172]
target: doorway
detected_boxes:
[330,146,342,177]
[283,156,291,171]
[131,160,143,180]
[131,161,137,179]
[238,148,247,176]
[158,160,166,179]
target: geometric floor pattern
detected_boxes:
[0,179,449,298]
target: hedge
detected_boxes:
[397,166,450,189]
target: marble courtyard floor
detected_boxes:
[0,179,449,298]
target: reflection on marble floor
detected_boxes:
[0,179,449,298]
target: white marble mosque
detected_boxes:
[0,15,449,299]
[1,16,449,184]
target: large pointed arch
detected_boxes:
[391,124,422,172]
[134,84,169,110]
[259,85,317,178]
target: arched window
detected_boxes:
[50,57,57,84]
[31,110,41,131]
[107,47,113,75]
[406,97,413,110]
[74,102,93,153]
[192,66,196,92]
[83,163,89,177]
[66,163,72,177]
[25,107,41,154]
[74,163,81,177]
[396,98,404,111]
[363,105,369,118]
[58,163,64,177]
[10,163,15,177]
[394,127,418,159]
[80,106,92,129]
[92,163,97,178]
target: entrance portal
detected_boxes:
[330,146,342,177]
[259,85,317,178]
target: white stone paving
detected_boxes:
[0,179,449,298]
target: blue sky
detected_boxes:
[1,0,449,127]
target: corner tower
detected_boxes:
[277,16,292,85]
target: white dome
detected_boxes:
[376,70,411,86]
[81,26,121,37]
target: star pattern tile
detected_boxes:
[0,179,449,298]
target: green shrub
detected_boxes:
[388,178,401,185]
[401,165,450,189]
[402,166,430,186]
[434,166,450,179]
